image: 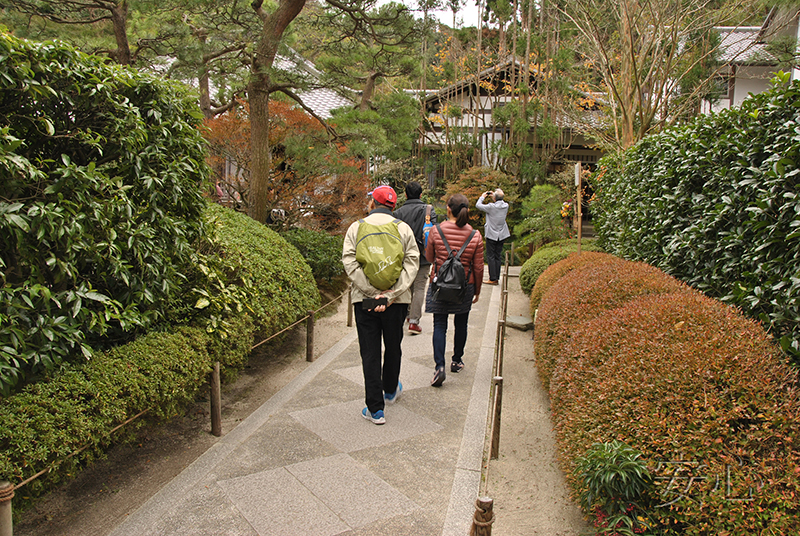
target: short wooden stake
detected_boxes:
[495,320,505,377]
[347,286,353,327]
[490,376,503,460]
[211,362,222,437]
[470,496,494,535]
[306,310,315,362]
[0,480,14,536]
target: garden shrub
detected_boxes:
[536,255,800,534]
[513,184,570,252]
[280,228,345,283]
[0,326,213,505]
[519,238,602,296]
[0,32,211,393]
[534,253,683,388]
[591,74,800,361]
[0,204,321,505]
[205,203,320,336]
[528,250,609,316]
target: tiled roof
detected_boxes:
[274,51,356,119]
[300,88,355,119]
[715,26,778,66]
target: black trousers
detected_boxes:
[486,238,505,282]
[353,302,408,413]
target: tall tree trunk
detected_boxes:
[248,0,307,224]
[359,72,378,111]
[110,1,131,65]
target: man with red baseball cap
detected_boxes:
[342,185,418,424]
[368,185,397,209]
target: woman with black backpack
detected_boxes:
[424,193,485,387]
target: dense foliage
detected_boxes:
[528,250,607,314]
[591,74,800,361]
[0,326,218,505]
[0,32,211,394]
[205,203,320,335]
[280,228,345,283]
[512,184,571,251]
[204,100,368,233]
[535,253,800,534]
[0,203,321,505]
[519,238,601,296]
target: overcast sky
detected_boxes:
[392,0,483,29]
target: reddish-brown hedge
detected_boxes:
[535,254,800,534]
[534,253,688,389]
[529,251,613,317]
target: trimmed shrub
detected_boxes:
[519,238,602,295]
[528,250,610,317]
[0,326,213,503]
[281,228,345,283]
[0,32,211,393]
[534,253,682,388]
[591,74,800,360]
[0,203,321,505]
[536,255,800,534]
[205,203,320,336]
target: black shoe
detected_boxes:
[450,361,464,373]
[431,367,446,387]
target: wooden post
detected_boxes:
[490,376,503,460]
[347,285,353,327]
[493,319,502,375]
[0,481,14,536]
[470,496,494,536]
[575,162,582,255]
[495,320,505,377]
[306,311,315,362]
[211,362,222,437]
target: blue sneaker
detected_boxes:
[384,382,403,404]
[362,407,385,425]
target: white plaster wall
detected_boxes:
[732,66,775,107]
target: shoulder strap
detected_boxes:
[435,223,453,256]
[454,229,476,260]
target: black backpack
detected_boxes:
[431,223,476,304]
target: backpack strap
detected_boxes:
[456,229,477,282]
[434,224,477,280]
[435,223,453,256]
[454,229,476,261]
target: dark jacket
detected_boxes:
[393,199,438,266]
[425,221,484,297]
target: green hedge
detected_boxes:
[519,238,601,296]
[0,327,213,503]
[206,204,320,335]
[591,74,800,360]
[281,228,345,283]
[535,253,800,534]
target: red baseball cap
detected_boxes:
[368,185,397,208]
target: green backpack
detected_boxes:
[355,218,404,290]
